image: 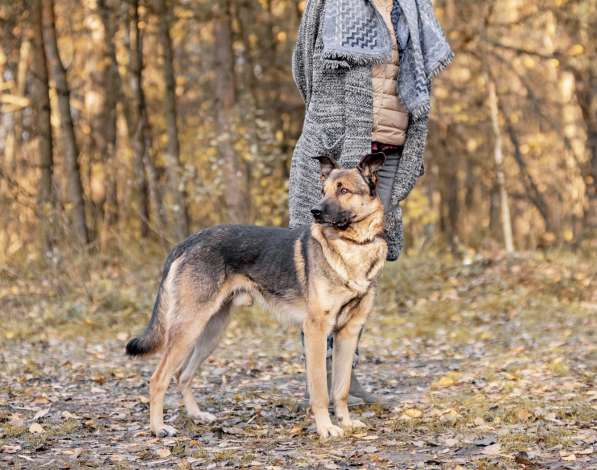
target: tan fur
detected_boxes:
[138,165,387,440]
[294,238,307,293]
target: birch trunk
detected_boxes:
[488,78,514,253]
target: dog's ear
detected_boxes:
[357,152,386,192]
[313,155,339,182]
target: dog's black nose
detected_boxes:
[311,207,322,218]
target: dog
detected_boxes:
[126,153,388,439]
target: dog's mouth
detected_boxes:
[313,214,352,230]
[332,219,351,230]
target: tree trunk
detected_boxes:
[128,0,165,237]
[32,0,54,254]
[489,182,501,236]
[570,68,597,230]
[4,36,30,175]
[464,157,476,210]
[438,156,459,253]
[156,0,189,240]
[213,1,250,223]
[42,0,89,245]
[434,123,459,253]
[551,4,597,233]
[502,109,556,235]
[487,78,514,253]
[97,0,120,234]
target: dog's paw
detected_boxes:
[317,423,344,440]
[188,411,216,423]
[340,418,366,430]
[152,424,178,438]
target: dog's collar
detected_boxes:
[338,233,385,246]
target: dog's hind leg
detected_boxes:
[176,301,232,423]
[149,295,226,438]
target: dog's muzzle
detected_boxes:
[311,205,352,230]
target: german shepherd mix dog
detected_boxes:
[126,153,388,439]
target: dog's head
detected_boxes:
[310,153,386,230]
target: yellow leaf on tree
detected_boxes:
[569,44,584,56]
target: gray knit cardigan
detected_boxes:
[288,0,429,261]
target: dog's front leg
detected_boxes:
[303,316,343,439]
[332,290,375,430]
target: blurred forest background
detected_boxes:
[1,0,597,263]
[1,2,596,466]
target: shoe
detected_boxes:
[348,371,378,404]
[299,358,378,409]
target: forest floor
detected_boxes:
[0,249,596,469]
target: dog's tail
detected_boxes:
[125,286,165,356]
[126,243,187,356]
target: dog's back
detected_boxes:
[126,224,310,357]
[190,224,308,295]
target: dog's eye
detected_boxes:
[340,187,349,195]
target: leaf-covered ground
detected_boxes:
[1,250,596,469]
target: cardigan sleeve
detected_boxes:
[291,0,321,106]
[390,110,429,205]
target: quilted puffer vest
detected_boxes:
[371,0,409,145]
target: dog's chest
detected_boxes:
[336,238,386,280]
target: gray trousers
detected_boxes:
[376,147,403,213]
[302,146,403,366]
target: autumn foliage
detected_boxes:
[1,0,596,261]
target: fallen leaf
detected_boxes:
[516,408,532,422]
[433,372,461,388]
[514,451,539,468]
[1,445,21,454]
[289,425,304,436]
[29,423,44,434]
[155,448,171,458]
[63,448,83,458]
[481,443,501,456]
[33,408,50,421]
[473,417,486,427]
[404,408,423,418]
[473,434,497,447]
[560,451,576,461]
[9,413,25,426]
[62,411,80,420]
[444,437,459,447]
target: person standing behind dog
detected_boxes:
[289,0,453,401]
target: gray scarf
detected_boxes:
[322,0,454,118]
